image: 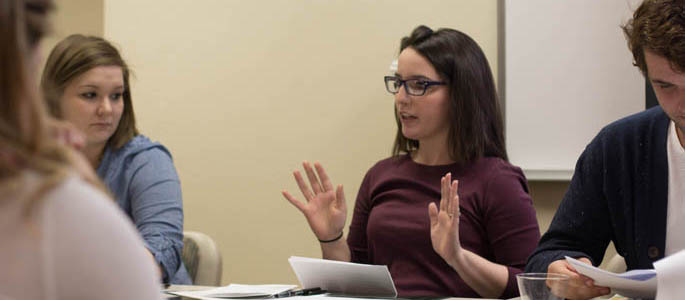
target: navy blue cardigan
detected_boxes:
[526,106,670,272]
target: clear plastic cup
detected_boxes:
[516,273,569,300]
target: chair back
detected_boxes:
[604,253,627,273]
[182,231,222,286]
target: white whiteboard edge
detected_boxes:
[523,169,574,181]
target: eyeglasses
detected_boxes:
[384,76,446,96]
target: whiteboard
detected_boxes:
[503,0,645,180]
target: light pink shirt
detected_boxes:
[0,172,161,300]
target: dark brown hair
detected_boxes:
[392,25,507,164]
[41,34,139,150]
[623,0,685,74]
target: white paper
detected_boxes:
[565,256,656,298]
[288,256,397,298]
[285,296,387,300]
[654,249,685,300]
[168,284,297,300]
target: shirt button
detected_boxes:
[648,246,660,259]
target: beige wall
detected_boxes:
[47,0,616,286]
[42,0,103,70]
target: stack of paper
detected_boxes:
[168,284,297,299]
[168,257,398,299]
[565,256,656,298]
[288,256,397,298]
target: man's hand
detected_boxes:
[547,258,611,300]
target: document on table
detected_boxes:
[565,256,656,298]
[283,296,395,300]
[168,284,297,299]
[654,249,685,300]
[288,256,397,298]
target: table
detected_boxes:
[162,285,508,300]
[162,286,633,300]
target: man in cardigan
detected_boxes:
[525,0,685,299]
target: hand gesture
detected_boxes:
[282,161,347,241]
[547,258,611,300]
[46,118,100,181]
[47,117,85,151]
[428,173,462,266]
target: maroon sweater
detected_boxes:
[347,155,540,298]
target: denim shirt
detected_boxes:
[97,135,191,284]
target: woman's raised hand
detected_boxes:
[282,161,347,241]
[428,173,462,266]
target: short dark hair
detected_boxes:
[41,34,138,150]
[623,0,685,74]
[392,25,507,164]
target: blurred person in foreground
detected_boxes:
[0,0,161,299]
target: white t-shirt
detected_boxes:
[666,121,685,256]
[0,172,161,300]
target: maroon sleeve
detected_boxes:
[346,169,374,264]
[482,163,541,299]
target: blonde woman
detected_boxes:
[41,34,189,284]
[0,0,160,299]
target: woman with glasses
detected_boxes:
[41,35,190,284]
[0,0,160,298]
[283,25,540,298]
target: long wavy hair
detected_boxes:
[0,0,102,215]
[392,25,507,165]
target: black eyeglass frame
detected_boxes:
[384,75,447,96]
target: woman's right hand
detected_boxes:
[282,161,347,241]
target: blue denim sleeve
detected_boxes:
[126,147,184,282]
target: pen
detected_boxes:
[273,287,326,298]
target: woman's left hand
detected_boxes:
[428,173,462,266]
